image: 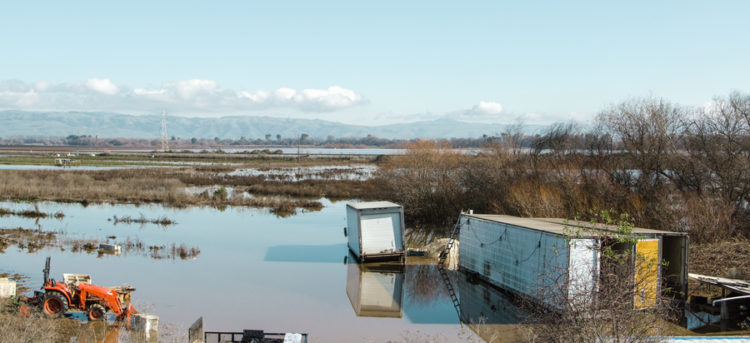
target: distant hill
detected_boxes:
[0,111,546,139]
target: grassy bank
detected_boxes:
[0,150,377,167]
[0,298,182,342]
[0,169,329,215]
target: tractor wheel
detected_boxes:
[42,292,68,318]
[88,303,107,321]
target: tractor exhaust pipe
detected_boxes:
[43,256,51,285]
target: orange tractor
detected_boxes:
[35,257,137,322]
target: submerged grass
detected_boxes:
[111,214,176,226]
[0,205,64,219]
[0,227,57,253]
[245,179,383,200]
[0,227,201,260]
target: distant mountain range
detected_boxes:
[0,111,547,139]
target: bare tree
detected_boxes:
[597,97,683,183]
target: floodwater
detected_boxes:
[0,200,524,342]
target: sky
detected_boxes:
[1,1,748,126]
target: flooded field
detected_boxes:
[0,200,522,342]
[227,165,377,181]
[119,148,407,155]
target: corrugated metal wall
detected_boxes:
[458,216,570,305]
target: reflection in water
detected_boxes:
[686,311,721,330]
[346,258,404,318]
[459,277,525,325]
[341,256,528,331]
[458,277,528,343]
[403,264,460,324]
[264,243,348,263]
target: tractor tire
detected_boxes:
[42,292,68,318]
[88,303,107,321]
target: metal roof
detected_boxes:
[347,201,402,210]
[463,214,686,237]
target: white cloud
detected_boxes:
[444,101,585,125]
[273,88,297,101]
[296,86,363,111]
[0,80,39,107]
[472,101,503,115]
[444,100,506,123]
[237,90,270,103]
[34,81,50,92]
[133,88,167,96]
[169,79,217,99]
[0,89,39,107]
[0,79,366,115]
[233,86,363,111]
[85,78,119,95]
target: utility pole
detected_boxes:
[160,110,169,152]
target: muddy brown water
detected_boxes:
[0,200,527,342]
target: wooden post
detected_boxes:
[189,317,204,343]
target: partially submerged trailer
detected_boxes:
[345,201,405,262]
[458,214,688,308]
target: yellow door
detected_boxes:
[634,239,659,308]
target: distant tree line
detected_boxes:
[0,132,540,149]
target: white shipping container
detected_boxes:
[346,201,405,262]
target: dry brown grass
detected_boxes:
[0,169,326,215]
[0,170,191,205]
[0,298,119,343]
[690,238,750,278]
[0,312,71,343]
[0,306,176,343]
